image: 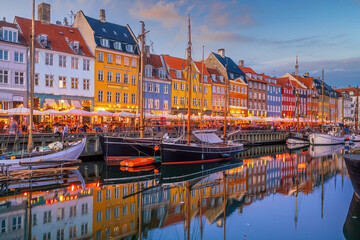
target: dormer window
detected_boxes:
[126,45,133,53]
[0,28,18,43]
[145,67,152,77]
[176,70,181,79]
[219,76,224,82]
[159,70,166,79]
[102,28,107,33]
[114,42,121,50]
[113,31,118,35]
[211,74,216,81]
[229,73,234,80]
[100,38,110,48]
[38,34,50,48]
[203,75,208,82]
[123,33,128,38]
[71,41,80,53]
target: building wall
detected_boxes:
[143,78,171,113]
[0,40,28,109]
[94,48,140,112]
[266,84,282,118]
[211,83,225,115]
[281,82,295,118]
[229,80,248,117]
[35,48,94,108]
[247,80,267,117]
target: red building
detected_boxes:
[207,68,225,115]
[277,77,296,118]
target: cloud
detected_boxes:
[196,25,254,43]
[129,1,186,28]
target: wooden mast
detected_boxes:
[186,15,192,145]
[27,0,35,151]
[223,171,227,240]
[321,69,325,133]
[356,85,359,133]
[200,45,205,129]
[223,64,228,143]
[295,56,300,133]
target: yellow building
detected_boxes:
[162,55,212,115]
[74,10,140,112]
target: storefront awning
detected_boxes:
[45,98,57,107]
[71,100,82,109]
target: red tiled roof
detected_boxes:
[162,55,188,70]
[150,54,163,68]
[276,77,291,87]
[289,79,306,89]
[0,21,27,45]
[15,16,93,57]
[207,68,225,85]
[239,66,257,74]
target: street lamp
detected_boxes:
[60,99,64,110]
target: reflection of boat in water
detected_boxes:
[286,143,309,151]
[344,154,360,198]
[309,144,344,158]
[343,194,360,240]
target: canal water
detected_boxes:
[0,144,356,240]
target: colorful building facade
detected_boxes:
[208,68,225,115]
[74,9,140,112]
[263,75,282,118]
[277,77,296,118]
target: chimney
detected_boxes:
[218,48,225,58]
[38,2,51,24]
[316,77,320,80]
[292,72,295,75]
[304,72,309,77]
[56,20,61,25]
[100,9,106,23]
[63,17,68,26]
[145,45,150,58]
[239,60,244,67]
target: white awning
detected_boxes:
[45,98,57,107]
[71,100,82,109]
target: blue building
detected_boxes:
[143,48,171,114]
[266,159,281,192]
[264,75,282,118]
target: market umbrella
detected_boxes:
[92,110,114,117]
[6,106,42,115]
[41,109,66,115]
[113,111,139,117]
[63,108,95,116]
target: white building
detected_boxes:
[15,3,94,111]
[0,21,28,109]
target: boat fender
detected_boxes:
[154,145,160,151]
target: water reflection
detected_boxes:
[0,144,351,240]
[343,194,360,240]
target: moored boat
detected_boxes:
[309,133,345,145]
[344,152,360,199]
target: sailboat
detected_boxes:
[0,0,85,167]
[287,57,309,146]
[160,15,243,165]
[350,86,360,142]
[309,70,346,145]
[99,21,161,159]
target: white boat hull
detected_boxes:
[0,138,86,171]
[287,137,309,144]
[350,135,360,142]
[309,145,344,158]
[309,133,345,145]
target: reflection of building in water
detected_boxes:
[244,157,267,202]
[31,186,93,240]
[266,157,281,193]
[0,196,26,239]
[92,181,140,240]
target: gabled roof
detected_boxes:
[313,78,338,97]
[84,13,136,44]
[207,68,225,85]
[239,66,257,75]
[0,21,27,46]
[277,77,292,87]
[289,79,306,89]
[15,16,93,57]
[150,54,163,68]
[162,55,187,80]
[211,52,245,77]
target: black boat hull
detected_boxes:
[99,135,161,157]
[344,154,360,199]
[160,143,243,164]
[343,194,360,240]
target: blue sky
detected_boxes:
[2,0,360,87]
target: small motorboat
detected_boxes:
[120,165,156,172]
[286,132,309,145]
[120,157,156,167]
[309,133,345,145]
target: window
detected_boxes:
[131,93,136,104]
[132,75,136,85]
[98,70,104,81]
[83,59,90,71]
[249,82,252,88]
[100,38,110,48]
[115,73,121,83]
[69,226,77,239]
[57,229,65,240]
[81,203,88,215]
[180,97,185,105]
[115,92,121,103]
[43,211,52,224]
[164,85,169,94]
[159,70,166,79]
[14,52,24,63]
[114,42,121,50]
[173,82,178,90]
[96,211,102,223]
[192,98,197,106]
[98,90,104,102]
[126,45,133,52]
[204,99,207,107]
[105,208,111,220]
[114,187,120,198]
[107,91,112,102]
[181,83,185,91]
[14,72,24,85]
[204,86,208,94]
[43,232,51,240]
[98,52,104,62]
[70,206,77,218]
[96,230,101,240]
[71,78,79,89]
[107,71,112,82]
[81,223,88,236]
[124,57,129,66]
[148,98,153,109]
[45,53,53,65]
[173,96,178,105]
[114,207,120,218]
[35,73,39,86]
[145,67,152,77]
[83,79,90,90]
[0,49,8,60]
[58,76,66,88]
[155,84,160,93]
[164,100,168,109]
[124,74,129,84]
[123,93,128,103]
[71,57,79,69]
[123,206,128,216]
[59,55,66,67]
[193,84,197,92]
[132,59,137,67]
[154,99,159,109]
[176,70,181,78]
[115,55,121,65]
[45,75,54,87]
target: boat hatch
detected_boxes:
[193,132,222,144]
